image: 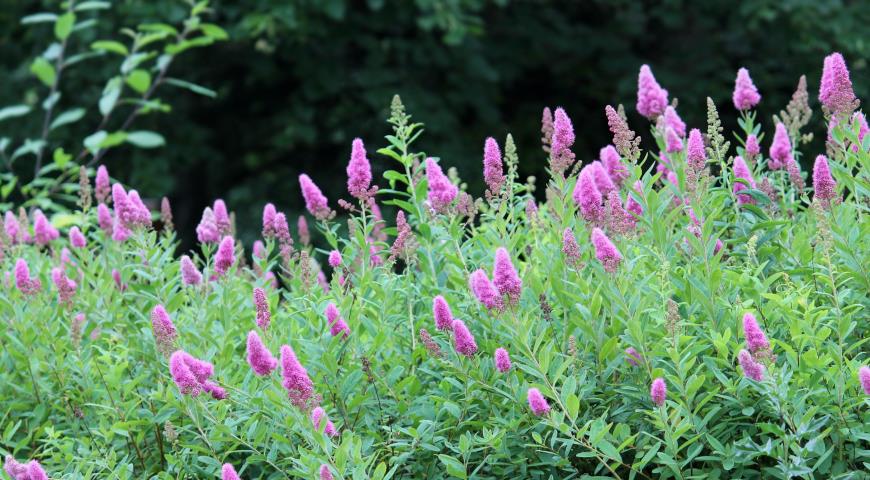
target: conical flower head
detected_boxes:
[573,168,603,223]
[469,269,502,310]
[33,210,59,245]
[636,64,669,119]
[451,319,478,357]
[625,180,644,220]
[280,344,315,409]
[494,347,511,373]
[196,207,220,244]
[650,377,666,406]
[742,312,769,353]
[346,138,373,200]
[247,330,278,376]
[732,67,761,110]
[213,199,231,235]
[738,349,765,381]
[311,406,338,437]
[550,107,576,175]
[600,145,628,186]
[812,154,837,206]
[325,302,350,338]
[589,161,616,196]
[492,247,522,304]
[745,134,760,160]
[222,464,241,480]
[819,52,857,116]
[686,128,706,172]
[328,250,342,267]
[591,228,622,273]
[95,164,110,203]
[732,156,756,205]
[253,287,271,330]
[483,136,505,196]
[97,203,113,234]
[262,203,277,237]
[859,366,870,395]
[180,255,202,286]
[665,127,683,153]
[662,106,686,138]
[151,305,177,355]
[319,465,335,480]
[299,174,330,220]
[769,123,791,170]
[432,295,454,331]
[527,388,550,416]
[214,236,236,276]
[169,350,222,399]
[425,158,458,214]
[562,227,581,266]
[69,226,86,249]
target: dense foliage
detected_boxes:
[2,1,870,246]
[1,30,870,478]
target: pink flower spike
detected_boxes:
[222,464,241,480]
[213,199,231,235]
[742,313,769,353]
[573,168,603,223]
[325,302,350,338]
[33,210,59,246]
[451,320,478,357]
[589,161,616,196]
[151,305,177,355]
[493,247,522,304]
[97,203,113,235]
[636,64,669,119]
[686,128,706,172]
[299,174,331,220]
[527,388,551,416]
[483,136,505,196]
[745,134,760,161]
[247,330,278,376]
[196,207,220,244]
[494,347,511,373]
[562,228,581,266]
[732,156,757,205]
[347,138,373,200]
[433,295,454,331]
[732,68,761,110]
[180,255,202,286]
[859,366,870,395]
[591,228,622,273]
[262,203,277,237]
[112,268,126,291]
[738,349,765,381]
[253,287,271,330]
[319,464,335,480]
[95,164,110,203]
[328,250,342,268]
[812,154,837,207]
[625,347,643,366]
[662,106,685,138]
[469,269,503,311]
[425,158,458,214]
[600,145,628,186]
[214,236,236,276]
[14,258,40,295]
[625,181,644,220]
[819,52,857,116]
[311,406,338,437]
[280,344,315,409]
[297,215,311,246]
[769,123,791,170]
[650,377,666,406]
[665,127,683,153]
[549,107,576,176]
[69,226,86,249]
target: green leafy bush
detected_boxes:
[1,39,869,480]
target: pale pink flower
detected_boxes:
[650,377,666,406]
[527,388,550,416]
[732,68,761,110]
[636,64,669,119]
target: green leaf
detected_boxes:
[0,105,31,122]
[164,78,217,98]
[200,23,228,40]
[53,148,72,168]
[99,131,128,149]
[54,12,76,40]
[91,40,129,56]
[99,77,122,116]
[49,108,85,130]
[126,131,165,148]
[21,13,57,25]
[566,393,580,421]
[126,69,152,94]
[74,1,111,11]
[1,177,18,199]
[30,58,56,87]
[437,455,466,479]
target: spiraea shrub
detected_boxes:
[2,50,870,478]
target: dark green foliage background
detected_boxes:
[1,0,868,246]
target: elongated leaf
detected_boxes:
[164,78,217,98]
[91,40,129,56]
[54,12,76,40]
[0,105,31,123]
[49,108,85,130]
[126,131,165,148]
[30,58,56,87]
